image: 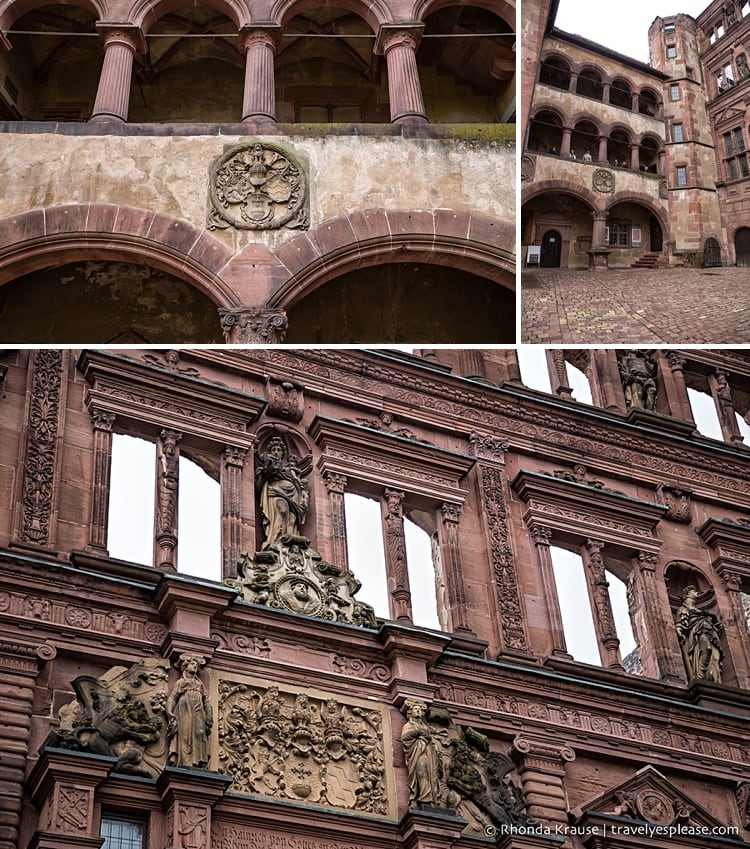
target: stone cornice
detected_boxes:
[309,415,474,504]
[511,470,667,553]
[77,349,265,449]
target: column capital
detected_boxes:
[440,502,462,523]
[591,209,608,222]
[222,446,247,468]
[95,23,147,54]
[374,22,425,55]
[219,308,288,344]
[323,471,347,494]
[239,23,282,53]
[89,407,116,431]
[528,522,551,546]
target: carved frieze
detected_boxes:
[214,675,395,817]
[208,142,308,231]
[21,350,63,545]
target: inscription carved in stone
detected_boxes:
[209,142,308,231]
[215,676,394,817]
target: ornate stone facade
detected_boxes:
[2,348,750,849]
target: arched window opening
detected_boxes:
[539,57,570,91]
[178,453,221,581]
[608,129,631,168]
[132,9,243,122]
[3,5,101,121]
[344,493,389,618]
[571,120,598,161]
[527,110,563,155]
[609,78,632,110]
[550,547,600,665]
[108,433,156,566]
[576,68,603,101]
[277,7,387,123]
[418,5,515,123]
[637,88,659,116]
[639,137,660,173]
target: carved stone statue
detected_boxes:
[401,700,441,808]
[42,659,169,777]
[675,586,723,683]
[256,436,309,549]
[167,654,212,769]
[618,351,657,411]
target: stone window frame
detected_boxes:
[672,121,683,142]
[308,414,477,633]
[100,813,147,849]
[666,44,677,58]
[511,469,668,674]
[722,126,749,181]
[676,163,688,186]
[606,219,631,248]
[77,350,264,576]
[670,82,680,100]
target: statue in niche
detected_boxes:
[401,700,442,808]
[675,586,723,683]
[256,436,309,549]
[167,654,212,768]
[42,659,169,777]
[618,351,657,411]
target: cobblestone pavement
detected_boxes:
[521,267,750,344]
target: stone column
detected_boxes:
[155,429,182,571]
[559,126,572,157]
[529,523,569,657]
[568,71,579,93]
[630,551,685,683]
[717,569,750,688]
[631,90,639,111]
[219,308,288,344]
[90,25,145,122]
[710,368,743,443]
[87,408,116,552]
[630,142,640,170]
[375,24,428,125]
[591,209,607,247]
[590,349,627,413]
[597,134,608,164]
[545,350,573,398]
[602,81,611,103]
[240,24,280,123]
[582,540,622,669]
[324,472,349,571]
[381,488,412,622]
[658,149,667,173]
[221,447,247,579]
[511,737,575,830]
[438,502,473,634]
[658,351,694,422]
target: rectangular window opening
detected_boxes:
[550,547,601,666]
[108,433,156,566]
[344,492,389,619]
[101,816,145,849]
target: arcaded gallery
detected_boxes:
[0,0,515,343]
[1,348,750,849]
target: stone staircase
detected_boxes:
[631,252,661,269]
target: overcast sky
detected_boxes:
[555,0,713,63]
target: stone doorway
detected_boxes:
[649,216,663,252]
[736,228,750,266]
[540,229,562,267]
[704,237,722,267]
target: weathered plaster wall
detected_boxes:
[532,154,664,202]
[0,129,515,256]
